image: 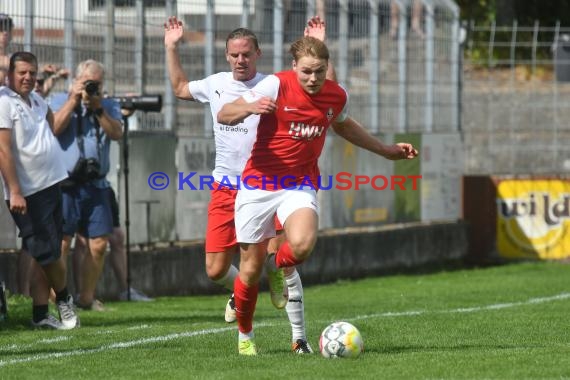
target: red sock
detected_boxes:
[275,241,303,268]
[234,276,259,334]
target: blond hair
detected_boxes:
[289,36,329,62]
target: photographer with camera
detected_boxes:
[51,59,123,311]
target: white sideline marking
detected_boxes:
[1,293,569,367]
[38,336,71,344]
[0,326,237,367]
[349,292,570,321]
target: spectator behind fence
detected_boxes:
[217,36,418,355]
[390,0,425,39]
[0,51,78,329]
[0,13,13,70]
[36,64,70,98]
[50,59,123,311]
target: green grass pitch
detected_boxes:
[1,261,569,379]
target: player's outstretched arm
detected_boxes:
[332,117,419,160]
[304,15,337,82]
[164,16,193,100]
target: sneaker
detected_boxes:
[76,298,106,312]
[292,339,314,354]
[238,339,258,356]
[225,294,236,323]
[56,295,79,329]
[119,288,153,302]
[32,314,64,330]
[265,253,288,309]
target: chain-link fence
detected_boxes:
[462,21,570,175]
[0,0,462,247]
[2,0,460,136]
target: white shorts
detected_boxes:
[235,187,318,243]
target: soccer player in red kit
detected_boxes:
[218,36,418,355]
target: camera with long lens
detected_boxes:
[84,80,100,96]
[69,157,102,183]
[111,94,162,112]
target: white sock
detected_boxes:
[239,330,254,341]
[213,265,238,292]
[285,269,305,342]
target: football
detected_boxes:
[319,321,364,358]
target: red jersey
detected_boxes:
[241,70,348,191]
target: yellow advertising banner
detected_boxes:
[497,179,570,259]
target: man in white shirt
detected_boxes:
[0,51,78,330]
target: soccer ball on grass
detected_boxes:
[319,321,364,358]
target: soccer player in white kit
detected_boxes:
[164,15,332,354]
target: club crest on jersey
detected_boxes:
[326,107,334,120]
[289,122,325,141]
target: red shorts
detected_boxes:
[205,183,283,253]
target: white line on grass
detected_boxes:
[349,292,570,321]
[0,325,235,367]
[1,293,568,367]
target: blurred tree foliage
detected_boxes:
[454,0,496,24]
[455,0,570,26]
[455,0,570,67]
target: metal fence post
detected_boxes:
[509,20,517,171]
[135,0,145,94]
[273,0,284,72]
[395,0,408,133]
[105,0,115,95]
[24,0,33,51]
[509,20,517,84]
[338,0,349,86]
[64,0,74,87]
[443,0,461,132]
[368,0,380,133]
[486,21,496,172]
[423,0,434,133]
[204,0,215,136]
[553,21,560,169]
[531,20,539,77]
[164,0,177,131]
[241,0,250,28]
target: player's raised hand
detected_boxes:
[164,16,184,48]
[304,15,326,42]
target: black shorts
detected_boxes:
[108,187,120,228]
[8,184,63,266]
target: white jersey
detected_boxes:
[0,87,67,199]
[188,72,266,185]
